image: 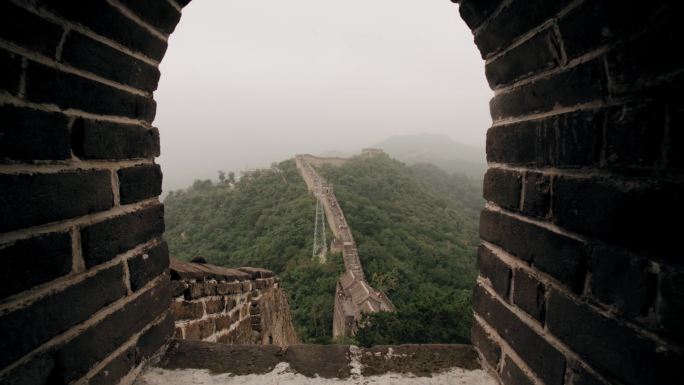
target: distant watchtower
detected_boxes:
[360,148,386,158]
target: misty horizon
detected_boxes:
[155,0,492,192]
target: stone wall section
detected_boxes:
[457,0,683,384]
[0,0,188,383]
[169,259,299,347]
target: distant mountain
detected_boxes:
[375,133,486,178]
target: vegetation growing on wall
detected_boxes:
[164,155,482,344]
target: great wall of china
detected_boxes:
[294,154,395,338]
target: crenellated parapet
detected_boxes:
[169,259,299,347]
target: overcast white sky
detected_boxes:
[155,0,492,192]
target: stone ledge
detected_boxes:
[169,258,253,281]
[153,340,481,379]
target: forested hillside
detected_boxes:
[318,155,482,345]
[164,155,483,344]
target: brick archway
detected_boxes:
[0,1,681,384]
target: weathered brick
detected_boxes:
[72,119,160,160]
[546,288,680,385]
[486,122,537,165]
[118,0,181,35]
[0,351,56,385]
[242,281,253,292]
[0,231,72,300]
[488,108,603,167]
[205,298,225,314]
[25,61,157,121]
[0,48,22,95]
[137,311,174,359]
[513,270,546,322]
[0,2,63,57]
[41,0,168,61]
[118,164,163,204]
[470,319,501,368]
[570,363,610,385]
[606,3,683,96]
[225,298,237,312]
[61,31,161,92]
[215,313,233,331]
[81,205,165,268]
[53,278,170,384]
[521,172,550,218]
[603,102,666,168]
[216,331,232,344]
[458,0,503,30]
[474,0,572,58]
[480,209,587,292]
[238,267,274,279]
[174,326,183,339]
[483,168,522,211]
[89,347,138,385]
[554,110,603,167]
[186,282,218,300]
[0,264,126,369]
[490,59,606,120]
[501,356,535,385]
[232,309,242,324]
[485,27,561,88]
[0,105,71,160]
[171,280,188,297]
[128,242,169,291]
[477,245,511,300]
[589,245,657,319]
[552,176,683,258]
[184,321,201,340]
[199,318,216,339]
[473,284,566,385]
[557,0,666,60]
[0,170,113,233]
[171,301,203,320]
[659,267,684,344]
[217,281,242,295]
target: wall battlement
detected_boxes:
[169,259,299,347]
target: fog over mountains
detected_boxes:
[375,133,486,178]
[321,133,487,178]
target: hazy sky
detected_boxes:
[155,0,492,192]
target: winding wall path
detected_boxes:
[295,155,394,338]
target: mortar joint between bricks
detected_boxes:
[0,93,152,125]
[17,57,27,98]
[7,0,161,66]
[0,272,168,378]
[55,28,70,62]
[106,0,170,42]
[0,36,153,98]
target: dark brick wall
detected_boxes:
[1,0,682,384]
[463,0,684,384]
[0,0,183,383]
